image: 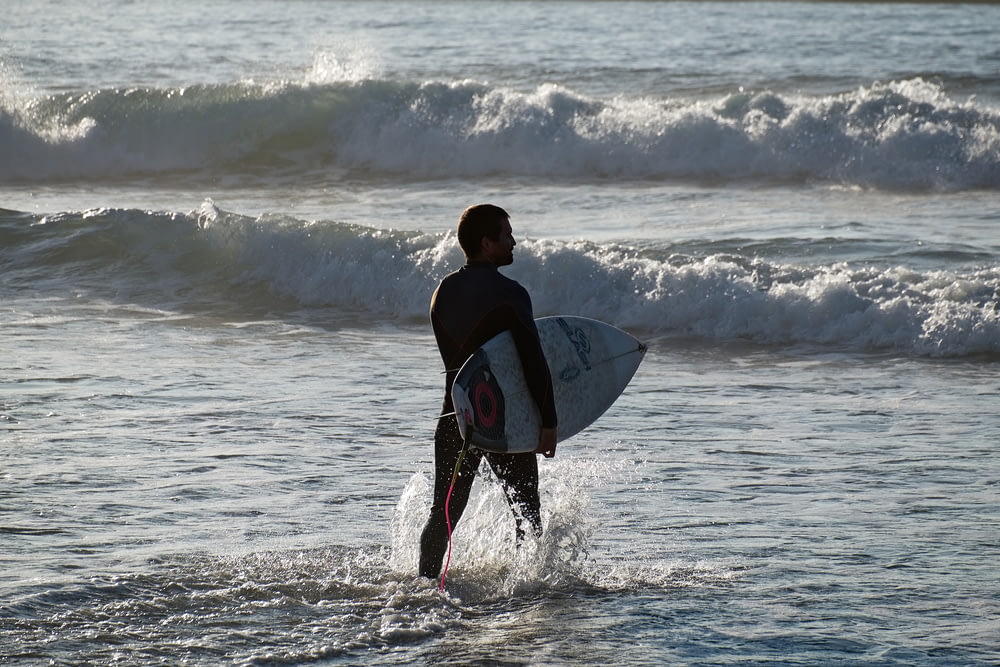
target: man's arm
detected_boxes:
[503,294,558,455]
[536,427,557,458]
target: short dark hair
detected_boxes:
[457,204,509,258]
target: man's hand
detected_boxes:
[535,427,557,458]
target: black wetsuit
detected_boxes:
[419,261,557,579]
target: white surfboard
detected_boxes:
[451,316,646,453]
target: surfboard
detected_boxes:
[451,316,646,453]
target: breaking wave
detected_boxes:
[2,203,997,358]
[2,77,998,191]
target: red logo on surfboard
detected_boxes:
[468,367,505,440]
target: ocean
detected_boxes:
[2,1,999,664]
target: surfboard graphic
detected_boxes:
[451,316,646,453]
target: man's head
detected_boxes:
[457,204,515,266]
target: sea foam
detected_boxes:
[3,204,997,358]
[2,77,997,191]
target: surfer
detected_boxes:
[419,203,558,580]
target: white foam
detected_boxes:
[2,77,997,190]
[9,203,998,357]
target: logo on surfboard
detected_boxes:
[467,366,505,440]
[556,318,592,370]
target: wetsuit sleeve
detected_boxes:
[513,324,558,429]
[503,291,558,430]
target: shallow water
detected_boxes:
[2,0,999,664]
[3,310,998,664]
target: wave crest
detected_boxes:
[2,204,997,358]
[2,78,997,190]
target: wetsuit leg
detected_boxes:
[418,412,483,579]
[485,451,542,543]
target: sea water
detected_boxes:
[2,1,999,664]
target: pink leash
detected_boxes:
[439,437,470,592]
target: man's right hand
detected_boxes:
[535,427,557,458]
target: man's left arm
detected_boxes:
[505,296,558,456]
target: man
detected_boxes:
[419,204,558,580]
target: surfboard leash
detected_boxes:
[439,428,473,593]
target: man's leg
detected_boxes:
[418,414,482,578]
[486,451,542,544]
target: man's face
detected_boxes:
[483,218,516,266]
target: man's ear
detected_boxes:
[478,236,492,257]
